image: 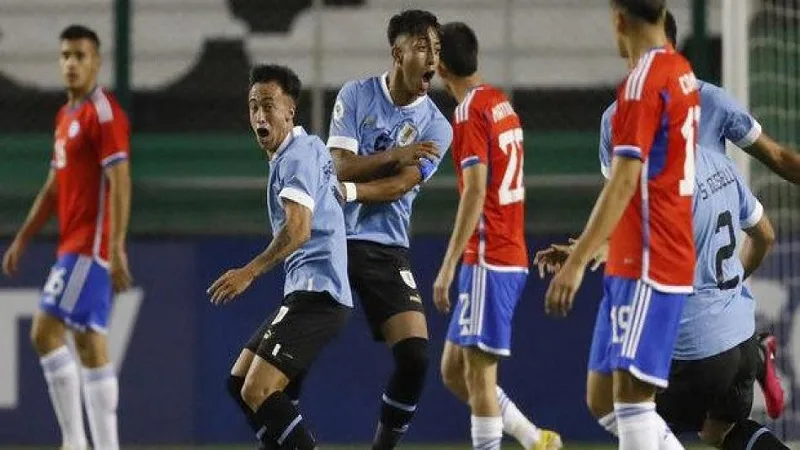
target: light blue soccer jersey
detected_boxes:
[599,79,763,176]
[327,73,453,248]
[673,150,763,360]
[267,126,353,307]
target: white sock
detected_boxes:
[615,402,666,450]
[471,415,503,450]
[598,412,619,436]
[82,364,119,450]
[40,346,88,450]
[602,410,683,449]
[496,386,540,447]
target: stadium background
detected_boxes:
[0,0,797,448]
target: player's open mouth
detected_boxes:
[256,127,269,139]
[421,71,435,85]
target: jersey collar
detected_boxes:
[275,126,306,156]
[380,72,427,110]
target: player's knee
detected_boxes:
[72,332,109,368]
[240,375,282,410]
[585,392,613,420]
[440,356,463,392]
[29,321,63,356]
[393,337,429,380]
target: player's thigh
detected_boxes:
[72,329,110,368]
[242,354,291,404]
[707,337,757,426]
[30,310,68,354]
[254,291,350,381]
[440,341,466,381]
[232,349,256,378]
[347,240,425,342]
[655,358,714,433]
[462,347,499,388]
[446,264,525,358]
[586,370,614,419]
[605,278,686,392]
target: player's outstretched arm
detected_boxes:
[2,170,58,277]
[745,134,800,185]
[545,156,641,317]
[207,200,312,305]
[331,142,440,183]
[105,161,133,292]
[741,214,775,280]
[433,163,487,314]
[341,165,423,203]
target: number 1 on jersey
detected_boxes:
[679,106,700,196]
[498,128,525,205]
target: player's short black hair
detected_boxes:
[440,22,479,77]
[248,64,302,103]
[387,9,441,46]
[665,10,678,46]
[59,25,100,49]
[611,0,666,24]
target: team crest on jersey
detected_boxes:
[67,120,80,139]
[397,122,418,146]
[333,99,345,123]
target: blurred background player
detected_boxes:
[208,64,352,450]
[544,0,699,448]
[1,24,131,450]
[327,9,453,450]
[432,21,562,450]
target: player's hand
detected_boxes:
[110,249,133,293]
[208,267,256,305]
[394,142,440,167]
[433,263,456,314]
[544,259,586,318]
[587,239,609,272]
[2,238,26,278]
[533,240,575,278]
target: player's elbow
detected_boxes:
[755,216,776,252]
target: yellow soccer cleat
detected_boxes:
[531,429,563,450]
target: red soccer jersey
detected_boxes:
[607,47,699,293]
[52,87,130,265]
[451,85,528,269]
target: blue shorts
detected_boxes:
[588,276,687,388]
[446,264,527,356]
[39,253,112,333]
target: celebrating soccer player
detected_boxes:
[326,9,453,450]
[544,1,699,448]
[208,64,352,450]
[2,25,131,450]
[432,21,562,450]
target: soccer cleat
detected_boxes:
[531,430,563,450]
[757,332,785,419]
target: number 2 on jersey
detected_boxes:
[679,106,700,196]
[498,128,524,205]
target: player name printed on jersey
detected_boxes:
[453,85,528,269]
[607,47,700,292]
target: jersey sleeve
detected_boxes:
[279,146,320,213]
[455,103,490,170]
[612,68,662,162]
[418,114,454,182]
[98,103,130,168]
[326,81,360,154]
[714,86,762,148]
[735,166,764,229]
[599,103,616,179]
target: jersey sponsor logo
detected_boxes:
[67,120,81,139]
[399,269,417,290]
[397,122,418,147]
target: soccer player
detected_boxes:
[545,1,699,448]
[327,9,453,450]
[432,21,562,450]
[208,64,352,450]
[2,25,131,450]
